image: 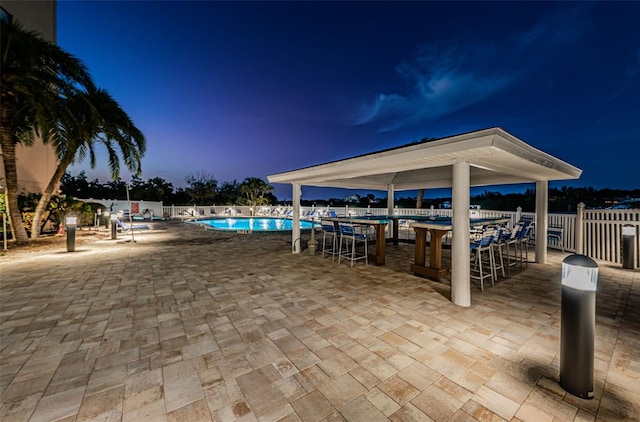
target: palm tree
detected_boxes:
[239,177,274,215]
[30,88,146,238]
[1,19,94,243]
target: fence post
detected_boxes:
[576,202,585,255]
[516,206,522,223]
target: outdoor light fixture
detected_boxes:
[65,213,78,252]
[110,214,118,240]
[559,254,598,399]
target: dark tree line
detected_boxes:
[60,171,278,206]
[304,187,640,212]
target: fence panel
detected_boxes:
[583,209,640,267]
[161,203,639,267]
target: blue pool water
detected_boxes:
[196,217,314,232]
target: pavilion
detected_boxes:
[267,127,582,307]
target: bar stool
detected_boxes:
[338,222,368,267]
[320,220,338,261]
[492,225,511,279]
[515,221,532,269]
[470,226,496,291]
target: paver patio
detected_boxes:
[1,220,638,421]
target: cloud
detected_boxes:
[351,4,593,132]
[351,43,511,132]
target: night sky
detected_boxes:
[57,1,640,201]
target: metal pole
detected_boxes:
[2,212,7,251]
[126,184,135,243]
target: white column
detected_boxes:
[451,162,471,307]
[292,183,301,253]
[387,184,395,237]
[535,180,548,264]
[387,184,395,215]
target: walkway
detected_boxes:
[1,221,638,421]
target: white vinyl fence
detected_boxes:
[582,208,640,268]
[163,203,640,268]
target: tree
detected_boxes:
[1,19,94,243]
[60,171,90,198]
[239,177,274,214]
[130,176,174,201]
[30,88,145,238]
[217,180,241,205]
[185,171,217,204]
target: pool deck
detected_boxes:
[1,220,638,421]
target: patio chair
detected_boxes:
[338,222,368,267]
[320,220,338,261]
[470,226,496,291]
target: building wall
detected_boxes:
[0,0,58,194]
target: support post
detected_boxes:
[292,183,301,253]
[575,202,585,255]
[387,184,394,238]
[386,184,394,216]
[536,180,548,264]
[451,162,471,307]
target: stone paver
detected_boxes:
[1,220,638,421]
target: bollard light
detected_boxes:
[307,220,318,255]
[561,255,598,291]
[65,213,78,252]
[559,254,598,399]
[110,214,118,240]
[622,224,636,269]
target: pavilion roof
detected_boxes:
[267,127,582,190]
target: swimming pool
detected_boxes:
[195,217,315,232]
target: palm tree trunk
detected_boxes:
[30,154,73,239]
[417,189,424,209]
[0,124,29,244]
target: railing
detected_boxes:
[162,204,640,268]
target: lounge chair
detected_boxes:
[117,219,152,232]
